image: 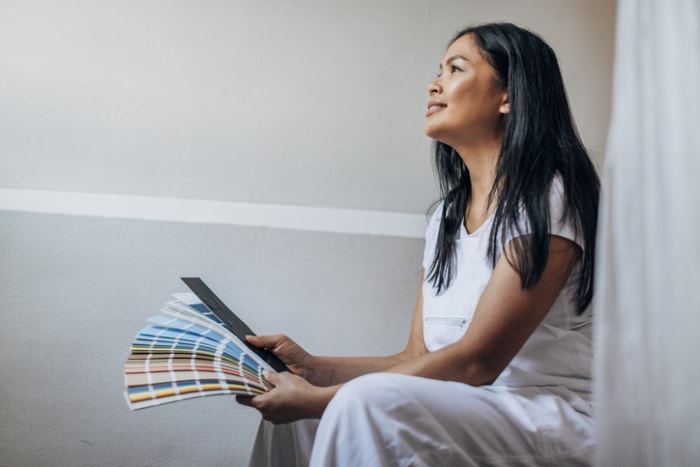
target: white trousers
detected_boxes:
[248,373,594,467]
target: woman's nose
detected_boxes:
[428,80,442,96]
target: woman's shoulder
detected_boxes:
[502,174,580,246]
[547,174,579,245]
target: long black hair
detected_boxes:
[426,22,600,314]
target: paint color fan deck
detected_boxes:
[123,293,274,410]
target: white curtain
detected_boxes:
[594,0,700,465]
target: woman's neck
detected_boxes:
[454,141,501,233]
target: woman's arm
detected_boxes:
[386,235,579,385]
[245,273,429,387]
[240,236,578,423]
[307,276,429,386]
[237,274,429,423]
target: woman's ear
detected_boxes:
[499,94,510,114]
[498,89,510,114]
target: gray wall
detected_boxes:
[0,1,616,466]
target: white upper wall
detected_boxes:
[0,0,615,213]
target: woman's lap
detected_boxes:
[250,373,594,467]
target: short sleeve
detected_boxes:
[548,176,579,245]
[504,176,581,249]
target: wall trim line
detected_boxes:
[0,188,427,239]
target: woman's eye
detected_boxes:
[436,64,462,78]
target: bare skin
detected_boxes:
[238,33,580,425]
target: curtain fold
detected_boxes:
[594,0,700,465]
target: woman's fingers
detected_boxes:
[235,395,255,407]
[245,335,313,381]
[245,334,288,349]
[263,369,278,387]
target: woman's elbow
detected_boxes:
[461,355,509,386]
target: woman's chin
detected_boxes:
[423,124,442,141]
[424,128,451,147]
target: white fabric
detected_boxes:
[422,176,594,395]
[248,419,319,467]
[594,1,700,466]
[309,373,593,467]
[249,373,594,467]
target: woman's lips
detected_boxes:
[426,102,447,117]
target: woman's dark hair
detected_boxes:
[426,22,600,313]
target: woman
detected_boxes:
[239,22,600,466]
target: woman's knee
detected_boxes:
[324,372,419,422]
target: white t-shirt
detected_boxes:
[422,178,593,395]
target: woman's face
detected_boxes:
[424,33,509,149]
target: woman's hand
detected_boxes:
[245,334,319,383]
[236,371,333,424]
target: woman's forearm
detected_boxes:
[384,342,497,387]
[307,352,415,386]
